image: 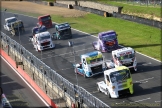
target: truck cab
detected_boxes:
[53,22,72,40]
[4,17,17,31]
[32,25,47,36]
[31,31,55,51]
[10,20,25,36]
[38,15,52,28]
[74,51,106,78]
[97,66,133,98]
[92,30,118,52]
[106,47,137,72]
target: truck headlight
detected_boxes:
[112,86,115,89]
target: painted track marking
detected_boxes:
[135,77,154,82]
[1,55,50,108]
[129,97,151,103]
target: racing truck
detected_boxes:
[38,14,52,28]
[32,25,47,36]
[4,17,17,31]
[73,51,106,78]
[97,66,134,98]
[10,20,25,36]
[52,22,72,40]
[105,47,137,72]
[92,30,118,52]
[30,31,55,51]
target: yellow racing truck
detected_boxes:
[97,66,133,98]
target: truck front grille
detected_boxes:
[122,62,133,67]
[41,41,50,46]
[91,65,102,74]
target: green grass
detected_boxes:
[1,8,161,61]
[97,0,161,18]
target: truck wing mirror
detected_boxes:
[116,34,118,36]
[76,64,80,68]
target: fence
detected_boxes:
[0,32,110,108]
[112,0,162,7]
[112,12,162,28]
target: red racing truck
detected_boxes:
[38,15,52,28]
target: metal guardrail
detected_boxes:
[113,0,162,7]
[112,12,162,29]
[0,32,110,108]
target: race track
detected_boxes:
[0,56,49,108]
[1,12,161,108]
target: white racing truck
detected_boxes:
[30,31,55,51]
[4,17,17,31]
[73,51,106,78]
[97,66,134,98]
[106,47,137,72]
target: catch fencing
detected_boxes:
[0,32,110,108]
[113,12,162,29]
[113,0,162,7]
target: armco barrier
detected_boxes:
[0,44,57,108]
[0,32,110,108]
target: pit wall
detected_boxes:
[55,0,123,13]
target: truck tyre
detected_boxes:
[84,73,87,78]
[97,86,101,92]
[74,68,77,74]
[92,43,96,50]
[106,89,111,98]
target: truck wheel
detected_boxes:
[97,86,101,92]
[92,43,96,50]
[106,89,111,98]
[84,73,87,78]
[74,68,77,74]
[36,47,40,52]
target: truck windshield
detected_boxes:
[102,35,116,41]
[39,35,50,41]
[7,18,17,23]
[33,27,47,34]
[11,22,23,28]
[40,16,51,22]
[118,53,135,60]
[89,57,103,64]
[59,29,71,35]
[110,69,130,83]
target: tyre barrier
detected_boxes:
[68,4,73,9]
[48,2,54,6]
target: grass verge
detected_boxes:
[1,8,161,61]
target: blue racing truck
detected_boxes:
[52,22,72,40]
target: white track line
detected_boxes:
[0,55,50,108]
[2,11,161,63]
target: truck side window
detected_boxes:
[83,58,86,65]
[106,75,110,82]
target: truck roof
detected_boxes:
[35,31,50,37]
[98,30,116,38]
[38,14,50,19]
[104,66,129,75]
[112,47,134,56]
[55,22,71,31]
[5,17,17,21]
[81,51,102,58]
